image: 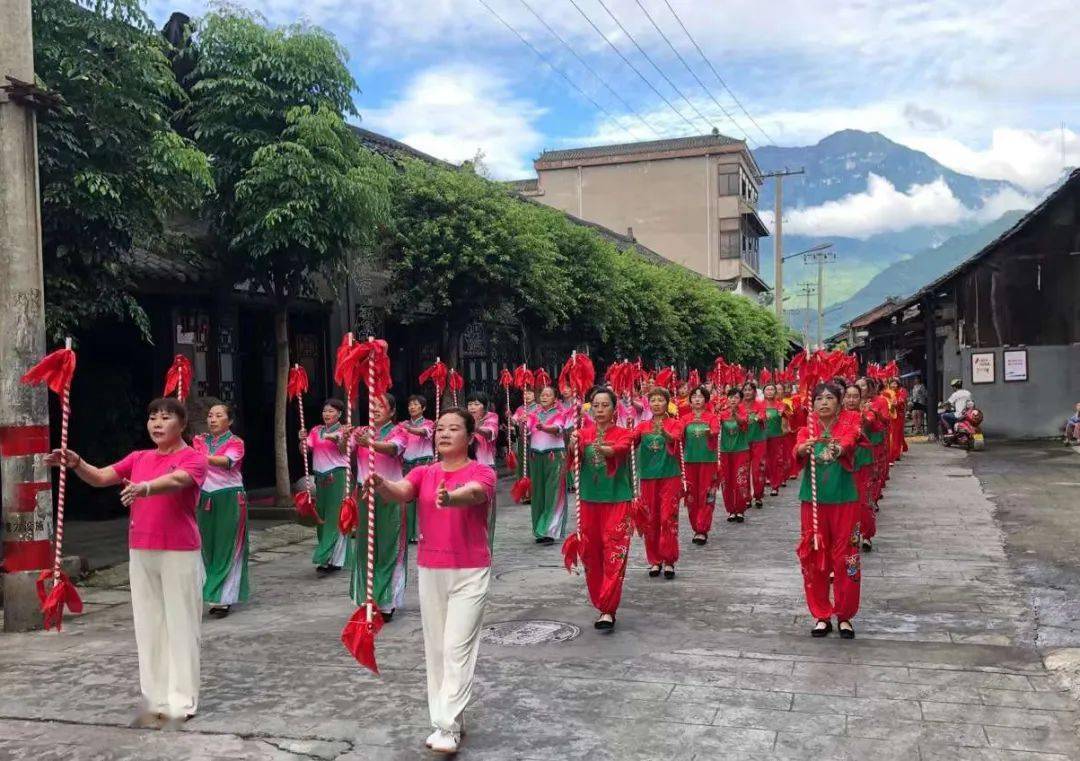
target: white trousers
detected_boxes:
[418,566,490,734]
[129,549,204,718]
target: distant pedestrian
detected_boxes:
[369,408,497,755]
[300,398,350,575]
[910,377,927,434]
[46,397,207,729]
[192,403,249,618]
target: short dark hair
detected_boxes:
[690,385,711,403]
[438,406,475,436]
[590,388,618,409]
[812,381,845,402]
[207,401,234,421]
[465,391,489,409]
[376,392,397,414]
[407,394,427,411]
[323,398,345,414]
[147,397,187,424]
[648,388,671,403]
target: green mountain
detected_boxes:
[823,209,1027,334]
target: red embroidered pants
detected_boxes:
[684,461,718,534]
[749,440,767,500]
[719,451,751,515]
[580,500,633,615]
[854,467,876,540]
[765,436,787,490]
[639,477,681,566]
[798,501,862,621]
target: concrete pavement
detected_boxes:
[1,442,1078,760]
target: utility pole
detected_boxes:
[761,168,805,325]
[1,0,54,631]
[803,249,836,349]
[794,282,817,350]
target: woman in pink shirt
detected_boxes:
[45,397,207,730]
[370,408,496,755]
[192,403,249,618]
[299,398,349,575]
[349,393,409,619]
[398,394,435,543]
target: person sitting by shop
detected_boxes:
[940,379,972,433]
[1065,402,1080,445]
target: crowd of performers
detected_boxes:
[35,340,911,753]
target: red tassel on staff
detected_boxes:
[22,341,83,630]
[505,448,518,472]
[288,364,321,524]
[341,336,392,675]
[162,354,193,403]
[338,493,359,535]
[559,350,595,575]
[561,531,587,573]
[448,369,464,407]
[510,476,531,503]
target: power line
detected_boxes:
[661,0,775,145]
[475,0,641,143]
[593,0,716,134]
[566,0,700,134]
[517,0,663,138]
[631,0,755,146]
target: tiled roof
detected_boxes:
[124,247,219,285]
[537,133,742,164]
[848,298,902,328]
[503,178,539,192]
[349,125,456,169]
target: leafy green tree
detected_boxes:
[184,10,391,503]
[33,0,212,340]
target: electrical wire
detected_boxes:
[475,0,642,143]
[593,0,716,134]
[566,0,700,134]
[632,0,754,146]
[518,0,663,138]
[661,0,775,145]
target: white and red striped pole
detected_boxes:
[50,338,73,588]
[295,364,313,498]
[364,337,377,623]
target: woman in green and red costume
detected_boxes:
[717,386,751,522]
[741,380,768,508]
[842,383,878,553]
[761,379,789,497]
[681,385,719,545]
[634,388,684,578]
[193,403,249,618]
[571,388,636,630]
[794,381,862,639]
[300,398,350,575]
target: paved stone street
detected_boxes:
[2,442,1078,760]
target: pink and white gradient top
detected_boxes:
[617,399,640,428]
[307,424,348,474]
[527,406,568,451]
[354,421,407,482]
[192,433,245,492]
[472,411,500,466]
[397,417,435,463]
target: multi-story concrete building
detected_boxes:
[518,132,770,295]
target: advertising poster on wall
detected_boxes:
[1003,349,1028,382]
[971,352,995,384]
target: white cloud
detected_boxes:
[760,173,1036,240]
[907,128,1080,192]
[362,64,545,179]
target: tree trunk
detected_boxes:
[273,303,291,506]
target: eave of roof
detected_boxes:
[536,133,744,166]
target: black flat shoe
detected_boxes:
[754,499,763,508]
[382,609,394,622]
[726,515,737,523]
[692,533,707,545]
[315,565,330,576]
[663,565,675,580]
[537,536,555,545]
[208,605,230,619]
[862,539,873,552]
[770,488,779,496]
[811,619,832,638]
[838,621,855,639]
[735,514,745,523]
[648,565,661,578]
[594,615,615,630]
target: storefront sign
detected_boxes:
[1003,349,1028,382]
[971,352,995,384]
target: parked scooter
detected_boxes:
[938,401,985,451]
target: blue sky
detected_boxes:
[146,0,1080,191]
